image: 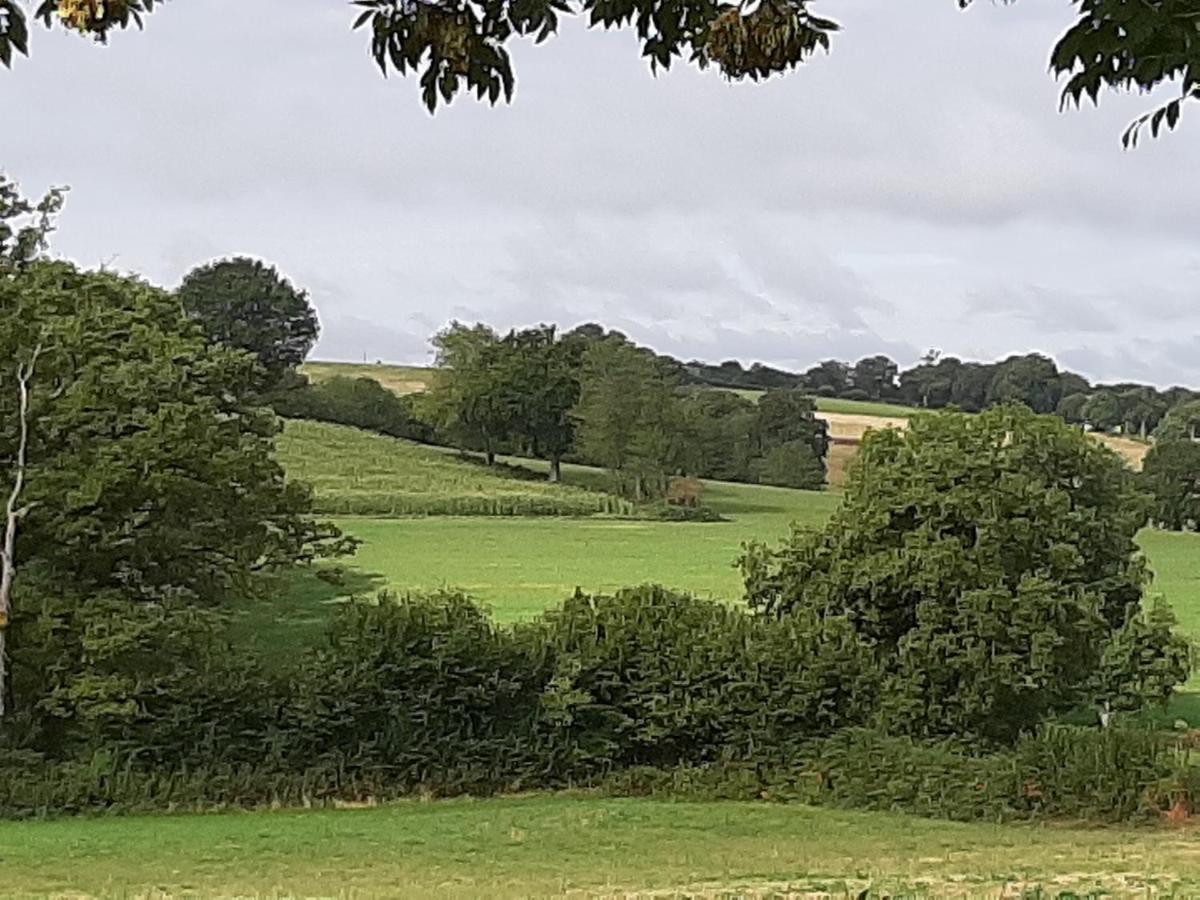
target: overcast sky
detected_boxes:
[3,0,1198,385]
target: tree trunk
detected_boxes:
[0,346,40,723]
[485,450,495,466]
[549,456,561,483]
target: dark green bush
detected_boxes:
[538,586,878,771]
[286,592,549,793]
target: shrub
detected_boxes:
[742,406,1188,743]
[286,593,549,793]
[603,725,1198,824]
[537,586,877,772]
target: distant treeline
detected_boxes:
[685,348,1198,438]
[275,322,1200,503]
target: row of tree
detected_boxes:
[425,323,830,498]
[686,349,1199,435]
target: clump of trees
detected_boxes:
[425,323,829,498]
[741,406,1190,743]
[0,177,353,741]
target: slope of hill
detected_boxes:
[300,361,433,395]
[276,420,633,517]
[296,360,1151,482]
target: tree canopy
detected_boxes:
[741,406,1187,742]
[0,259,352,737]
[1,0,1196,140]
[177,257,320,388]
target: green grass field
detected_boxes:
[276,421,634,517]
[6,793,1200,898]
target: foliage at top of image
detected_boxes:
[0,0,1197,140]
[741,405,1190,743]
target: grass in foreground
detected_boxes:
[276,421,633,517]
[3,794,1197,898]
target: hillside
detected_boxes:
[297,360,1151,485]
[300,361,433,395]
[276,420,633,517]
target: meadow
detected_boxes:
[5,794,1199,898]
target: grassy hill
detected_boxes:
[276,420,634,517]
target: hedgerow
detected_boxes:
[0,588,1194,823]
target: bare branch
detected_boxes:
[0,341,41,721]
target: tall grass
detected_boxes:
[277,420,635,517]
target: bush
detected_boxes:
[537,586,877,772]
[603,725,1198,824]
[286,593,549,793]
[0,585,1191,825]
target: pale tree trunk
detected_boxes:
[549,456,561,483]
[0,345,40,723]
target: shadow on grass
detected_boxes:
[225,566,387,671]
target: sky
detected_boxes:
[3,0,1199,386]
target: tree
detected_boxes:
[0,174,65,273]
[753,387,828,458]
[497,325,581,482]
[0,343,37,719]
[427,322,509,464]
[986,353,1061,414]
[851,355,899,401]
[899,354,960,409]
[4,1,1195,142]
[0,261,352,733]
[1083,390,1123,433]
[1156,400,1200,443]
[677,389,757,483]
[177,257,320,388]
[574,336,681,500]
[741,406,1186,743]
[1141,440,1200,531]
[1056,391,1089,426]
[1116,386,1167,439]
[273,373,430,442]
[802,359,850,397]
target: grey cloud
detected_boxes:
[3,0,1200,387]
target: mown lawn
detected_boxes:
[4,794,1199,898]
